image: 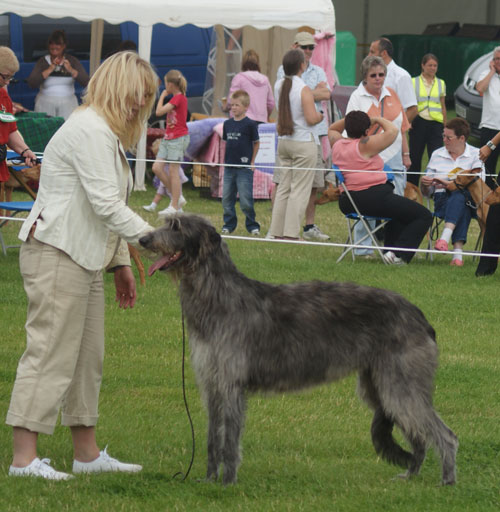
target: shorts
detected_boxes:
[157,134,190,162]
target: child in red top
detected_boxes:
[152,70,190,216]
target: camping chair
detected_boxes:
[0,201,34,255]
[6,150,40,200]
[334,164,393,264]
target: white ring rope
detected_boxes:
[25,151,497,259]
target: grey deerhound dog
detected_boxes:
[140,214,458,486]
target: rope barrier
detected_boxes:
[16,151,499,260]
[221,234,499,260]
[26,150,496,178]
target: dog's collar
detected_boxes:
[455,175,479,191]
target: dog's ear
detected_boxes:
[166,216,182,230]
[208,228,221,246]
[197,224,221,261]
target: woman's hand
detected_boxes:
[421,175,434,187]
[403,153,411,169]
[114,266,137,309]
[479,145,492,162]
[62,58,77,79]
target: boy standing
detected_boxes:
[221,90,260,235]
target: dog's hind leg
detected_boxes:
[222,387,246,485]
[370,406,415,470]
[425,410,458,485]
[372,362,457,484]
[206,388,224,481]
[393,407,457,484]
[358,369,415,470]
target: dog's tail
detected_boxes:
[371,407,414,469]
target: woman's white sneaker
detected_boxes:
[383,251,405,265]
[158,205,182,218]
[72,446,142,474]
[9,458,74,480]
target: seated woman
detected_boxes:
[329,110,432,264]
[421,118,484,266]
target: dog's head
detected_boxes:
[139,213,222,277]
[453,168,482,189]
[403,182,423,204]
[315,183,340,205]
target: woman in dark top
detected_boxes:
[27,29,89,119]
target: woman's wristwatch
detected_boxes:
[486,140,496,151]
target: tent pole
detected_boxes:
[134,26,153,191]
[89,19,104,75]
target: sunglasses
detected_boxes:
[300,45,315,51]
[369,72,385,78]
[0,72,15,82]
[442,134,457,141]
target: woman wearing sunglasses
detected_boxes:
[340,55,410,257]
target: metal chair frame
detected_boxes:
[334,167,392,264]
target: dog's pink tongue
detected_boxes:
[148,255,171,276]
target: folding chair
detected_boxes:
[333,164,393,264]
[0,201,34,255]
[426,194,483,262]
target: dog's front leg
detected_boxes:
[222,387,246,485]
[206,389,224,481]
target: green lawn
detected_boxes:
[0,180,499,511]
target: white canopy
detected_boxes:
[2,0,336,189]
[2,0,335,32]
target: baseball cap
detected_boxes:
[293,32,316,47]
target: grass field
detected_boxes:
[0,177,499,511]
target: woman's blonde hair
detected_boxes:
[82,51,158,150]
[165,69,187,95]
[0,46,20,74]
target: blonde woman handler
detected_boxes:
[6,52,157,480]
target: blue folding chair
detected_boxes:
[333,164,393,264]
[0,201,34,255]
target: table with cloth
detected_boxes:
[15,111,65,154]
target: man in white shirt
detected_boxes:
[475,46,500,189]
[369,37,418,123]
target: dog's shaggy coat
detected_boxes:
[140,214,458,485]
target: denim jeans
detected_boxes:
[433,190,474,244]
[222,167,259,232]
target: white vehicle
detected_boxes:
[454,51,492,137]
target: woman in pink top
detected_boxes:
[227,50,275,123]
[329,110,432,264]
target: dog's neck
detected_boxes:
[456,176,490,233]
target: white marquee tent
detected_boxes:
[1,0,336,189]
